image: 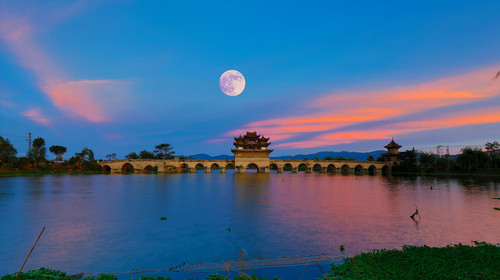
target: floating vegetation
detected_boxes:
[226,227,231,232]
[322,242,500,280]
[492,197,500,200]
[494,208,500,211]
[339,245,345,252]
[160,216,167,220]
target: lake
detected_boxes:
[1,173,499,279]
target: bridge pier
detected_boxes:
[190,168,196,173]
[220,167,225,173]
[292,167,298,173]
[305,167,312,174]
[205,168,211,173]
[277,167,282,173]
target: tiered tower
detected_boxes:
[232,132,273,173]
[381,138,402,162]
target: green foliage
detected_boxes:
[339,244,345,252]
[28,137,47,163]
[1,268,282,280]
[1,267,75,280]
[139,150,155,159]
[160,216,167,220]
[324,156,334,160]
[485,141,500,168]
[457,147,489,173]
[322,242,500,280]
[418,152,435,170]
[49,145,67,161]
[367,155,374,161]
[393,148,418,173]
[494,208,500,211]
[126,152,140,159]
[154,143,175,159]
[0,136,17,165]
[105,153,117,161]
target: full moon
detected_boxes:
[219,70,245,96]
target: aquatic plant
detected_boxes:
[322,242,500,279]
[160,216,167,220]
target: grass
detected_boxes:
[321,242,500,280]
[3,243,499,280]
[0,269,281,280]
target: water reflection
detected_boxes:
[0,174,499,276]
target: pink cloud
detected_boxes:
[0,6,130,124]
[205,138,228,144]
[224,66,500,149]
[21,108,50,126]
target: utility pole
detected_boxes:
[26,132,32,154]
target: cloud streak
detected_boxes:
[21,108,51,126]
[0,4,129,124]
[224,66,500,150]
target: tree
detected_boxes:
[105,153,117,161]
[367,155,375,161]
[154,143,175,159]
[49,145,67,161]
[28,137,46,164]
[395,148,418,172]
[485,141,499,168]
[0,136,17,165]
[125,152,139,160]
[69,147,100,171]
[457,147,489,173]
[419,152,436,171]
[139,150,155,159]
[324,156,334,160]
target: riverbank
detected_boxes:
[2,243,498,280]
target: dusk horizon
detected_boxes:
[1,1,499,159]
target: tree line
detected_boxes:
[123,143,175,160]
[0,135,103,172]
[392,141,499,174]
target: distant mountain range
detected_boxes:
[184,150,387,161]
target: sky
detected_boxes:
[0,0,499,159]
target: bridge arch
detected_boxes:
[312,164,322,173]
[283,163,293,172]
[225,163,235,169]
[143,165,154,174]
[121,163,134,174]
[354,165,363,175]
[270,163,278,171]
[341,164,350,175]
[195,163,205,172]
[211,163,220,170]
[327,164,336,173]
[246,163,259,173]
[180,163,189,172]
[102,165,111,174]
[298,163,307,172]
[368,165,376,175]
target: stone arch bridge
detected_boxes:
[100,158,392,175]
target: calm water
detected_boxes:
[1,173,499,278]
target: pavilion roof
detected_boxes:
[384,138,402,148]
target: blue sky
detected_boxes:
[1,1,499,159]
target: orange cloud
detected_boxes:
[21,108,50,126]
[224,65,500,149]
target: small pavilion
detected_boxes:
[381,138,402,162]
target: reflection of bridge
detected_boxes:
[100,158,392,175]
